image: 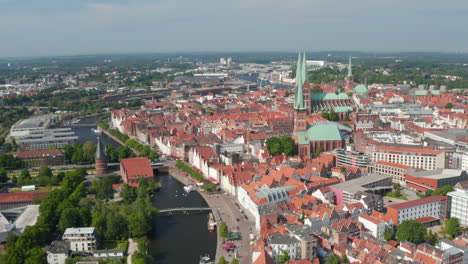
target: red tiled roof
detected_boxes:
[120,157,154,180]
[377,145,442,155]
[11,149,64,159]
[0,191,50,203]
[414,216,438,224]
[375,161,411,170]
[388,195,446,210]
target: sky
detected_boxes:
[0,0,467,57]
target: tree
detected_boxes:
[424,230,439,246]
[445,217,462,239]
[265,137,283,156]
[230,259,239,264]
[219,221,228,238]
[433,185,455,196]
[384,229,395,242]
[0,167,8,183]
[278,250,290,264]
[322,112,330,120]
[128,211,152,237]
[329,111,338,121]
[326,253,341,264]
[217,257,228,264]
[105,212,128,240]
[82,141,97,162]
[24,247,47,264]
[344,115,351,121]
[121,184,138,204]
[59,208,82,232]
[393,183,402,196]
[342,254,350,264]
[280,136,295,157]
[38,166,53,178]
[445,102,454,109]
[311,86,323,94]
[396,220,427,244]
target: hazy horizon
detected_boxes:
[1,0,467,57]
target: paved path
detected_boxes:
[127,238,138,264]
[169,168,253,264]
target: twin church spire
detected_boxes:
[294,52,308,111]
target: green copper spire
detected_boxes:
[347,56,352,77]
[302,52,308,84]
[294,52,307,110]
[295,53,303,88]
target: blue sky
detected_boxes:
[0,0,467,57]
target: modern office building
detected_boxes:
[405,169,468,192]
[369,161,411,186]
[371,145,445,170]
[387,195,447,225]
[334,149,369,168]
[447,182,468,227]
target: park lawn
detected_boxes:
[386,192,408,200]
[100,240,129,252]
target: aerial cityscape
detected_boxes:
[0,1,468,264]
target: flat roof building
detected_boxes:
[387,195,446,225]
[405,169,468,192]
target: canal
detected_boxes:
[71,115,217,263]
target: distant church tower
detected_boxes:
[95,137,107,175]
[345,56,354,93]
[293,52,308,133]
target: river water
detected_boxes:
[70,116,217,263]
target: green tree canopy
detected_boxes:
[278,250,290,264]
[396,220,427,244]
[445,102,454,109]
[445,217,462,239]
[326,253,341,264]
[0,167,8,183]
[38,166,53,178]
[217,257,228,264]
[219,221,228,238]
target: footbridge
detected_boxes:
[158,207,211,214]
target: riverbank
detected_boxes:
[168,168,253,264]
[97,125,141,156]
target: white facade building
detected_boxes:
[268,233,301,264]
[358,214,386,240]
[47,241,69,264]
[62,227,97,253]
[448,187,468,227]
[371,146,445,171]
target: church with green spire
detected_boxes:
[292,52,348,157]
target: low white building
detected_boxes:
[358,213,386,240]
[47,240,69,264]
[268,233,301,263]
[62,227,97,253]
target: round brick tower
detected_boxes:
[95,137,107,175]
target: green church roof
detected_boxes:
[334,106,353,112]
[296,123,343,144]
[311,93,349,101]
[353,84,368,94]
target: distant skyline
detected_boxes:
[0,0,467,57]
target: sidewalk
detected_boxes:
[127,238,138,264]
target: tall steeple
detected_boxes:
[95,136,107,175]
[347,56,353,77]
[345,56,354,93]
[293,52,308,133]
[302,52,308,84]
[294,53,307,111]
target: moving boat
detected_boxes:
[199,254,213,264]
[184,184,195,193]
